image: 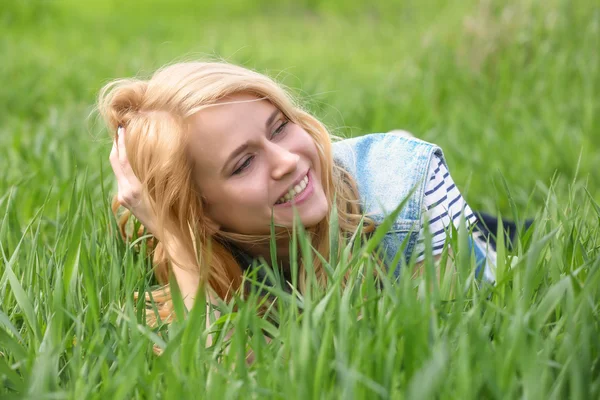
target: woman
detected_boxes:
[99,61,496,319]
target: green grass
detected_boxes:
[0,0,599,398]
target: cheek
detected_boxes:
[303,133,320,158]
[303,136,323,175]
[224,182,270,207]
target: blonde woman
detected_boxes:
[99,61,497,322]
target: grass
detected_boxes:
[0,0,599,398]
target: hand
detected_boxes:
[109,126,157,235]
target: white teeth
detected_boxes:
[276,173,309,204]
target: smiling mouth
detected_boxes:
[274,173,309,205]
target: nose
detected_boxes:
[268,143,299,180]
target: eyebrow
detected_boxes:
[222,143,249,175]
[265,109,280,129]
[221,109,281,175]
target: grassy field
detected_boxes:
[1,0,599,398]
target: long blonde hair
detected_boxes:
[98,61,374,320]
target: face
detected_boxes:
[187,94,329,235]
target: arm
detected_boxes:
[413,155,496,282]
[110,127,201,310]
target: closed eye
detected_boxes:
[232,155,254,175]
[231,118,289,176]
[271,120,289,139]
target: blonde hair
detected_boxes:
[98,61,374,321]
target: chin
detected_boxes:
[300,205,329,228]
[298,217,324,229]
[274,207,328,230]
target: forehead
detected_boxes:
[187,94,276,173]
[190,94,273,134]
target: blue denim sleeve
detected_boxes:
[470,235,496,283]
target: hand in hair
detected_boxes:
[110,127,157,236]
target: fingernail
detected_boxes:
[117,126,124,136]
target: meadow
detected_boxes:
[0,0,599,398]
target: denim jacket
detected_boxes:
[332,133,440,271]
[333,133,491,279]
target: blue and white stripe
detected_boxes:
[414,155,495,281]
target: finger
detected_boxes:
[110,141,118,163]
[117,127,129,167]
[111,128,122,169]
[109,142,124,176]
[117,128,144,186]
[109,145,122,176]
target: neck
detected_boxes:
[236,236,292,270]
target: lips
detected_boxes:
[274,171,310,205]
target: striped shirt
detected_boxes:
[414,155,496,281]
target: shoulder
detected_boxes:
[331,132,445,174]
[331,132,446,220]
[331,132,446,188]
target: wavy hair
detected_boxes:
[98,61,374,322]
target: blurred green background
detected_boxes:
[1,1,599,397]
[0,0,598,221]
